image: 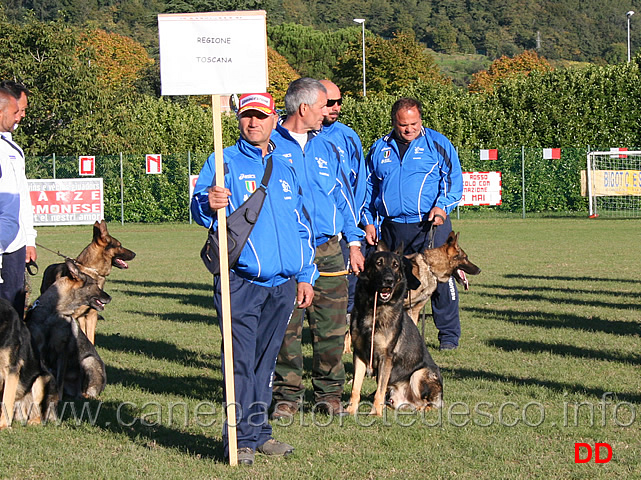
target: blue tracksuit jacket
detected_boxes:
[363,127,463,225]
[191,138,318,287]
[320,121,366,224]
[270,122,364,246]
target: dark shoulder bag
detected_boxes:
[200,156,273,275]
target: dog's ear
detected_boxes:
[446,231,459,247]
[92,221,101,241]
[94,220,110,245]
[65,259,84,281]
[394,242,405,256]
[99,220,109,238]
[376,240,390,252]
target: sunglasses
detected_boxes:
[326,98,342,107]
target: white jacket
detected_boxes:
[0,132,36,254]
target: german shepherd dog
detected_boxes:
[27,259,110,399]
[346,244,443,416]
[404,231,481,325]
[0,298,58,429]
[40,220,135,344]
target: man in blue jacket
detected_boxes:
[270,78,365,418]
[191,93,318,465]
[319,80,368,334]
[363,97,464,350]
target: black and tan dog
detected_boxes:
[346,244,443,416]
[40,220,135,344]
[0,298,58,429]
[404,231,481,324]
[28,259,110,399]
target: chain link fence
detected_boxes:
[25,148,593,223]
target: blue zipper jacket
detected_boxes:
[363,127,463,225]
[191,138,318,287]
[320,121,366,224]
[271,122,364,246]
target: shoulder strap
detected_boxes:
[259,156,273,188]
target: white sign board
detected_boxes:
[461,171,502,206]
[158,10,268,95]
[28,178,104,225]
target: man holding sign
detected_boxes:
[191,93,317,465]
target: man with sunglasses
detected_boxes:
[318,80,368,346]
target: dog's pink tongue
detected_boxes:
[458,269,469,291]
[116,259,129,269]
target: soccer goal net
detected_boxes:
[586,150,641,218]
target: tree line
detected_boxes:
[3,16,641,158]
[3,0,638,63]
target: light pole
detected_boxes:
[627,11,635,63]
[353,18,366,96]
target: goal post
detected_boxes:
[586,150,641,218]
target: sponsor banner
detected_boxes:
[28,178,104,226]
[479,149,497,161]
[461,171,502,206]
[158,11,268,95]
[590,170,641,196]
[543,148,561,160]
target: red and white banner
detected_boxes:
[79,156,95,176]
[461,171,502,206]
[609,147,628,158]
[146,154,162,174]
[543,148,561,160]
[28,178,104,225]
[480,149,497,161]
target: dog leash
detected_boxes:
[369,293,378,371]
[36,242,72,260]
[34,242,102,278]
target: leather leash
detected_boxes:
[369,292,378,371]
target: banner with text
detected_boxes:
[590,170,641,196]
[158,11,268,95]
[461,171,502,206]
[28,178,104,226]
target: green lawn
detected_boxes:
[3,218,639,479]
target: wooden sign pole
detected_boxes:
[212,94,238,466]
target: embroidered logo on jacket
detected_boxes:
[316,157,328,169]
[245,180,257,193]
[280,179,292,199]
[239,173,256,180]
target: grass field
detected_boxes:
[2,218,639,479]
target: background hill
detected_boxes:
[2,0,638,65]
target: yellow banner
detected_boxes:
[591,170,641,196]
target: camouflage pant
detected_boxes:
[272,236,348,404]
